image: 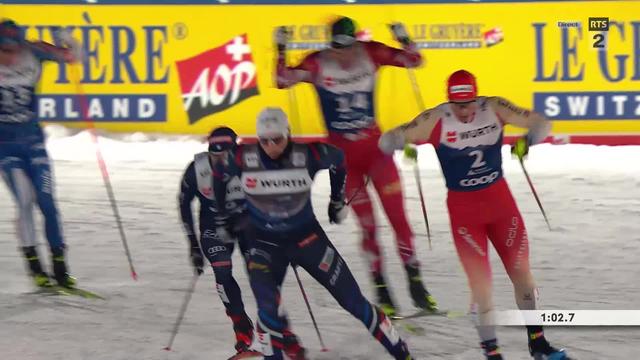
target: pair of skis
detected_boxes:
[390,308,465,335]
[31,285,104,300]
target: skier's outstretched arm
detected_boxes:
[489,97,551,145]
[364,40,422,69]
[276,51,318,89]
[28,29,83,63]
[378,107,443,154]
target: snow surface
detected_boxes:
[1,125,639,360]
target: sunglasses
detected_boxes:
[258,136,285,146]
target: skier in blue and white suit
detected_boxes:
[0,19,83,288]
[214,107,415,360]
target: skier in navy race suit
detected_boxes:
[214,107,415,360]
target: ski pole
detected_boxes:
[518,157,552,231]
[163,273,199,351]
[70,65,138,281]
[292,265,328,352]
[406,67,433,248]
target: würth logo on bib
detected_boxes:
[175,34,259,124]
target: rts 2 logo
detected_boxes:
[175,34,259,124]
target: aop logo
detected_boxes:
[175,34,259,124]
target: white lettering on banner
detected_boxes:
[88,98,105,118]
[39,98,56,118]
[242,169,312,195]
[64,98,79,118]
[537,92,640,120]
[460,171,499,187]
[113,98,129,118]
[567,96,589,116]
[612,95,627,115]
[598,96,605,116]
[138,98,156,118]
[544,96,561,117]
[182,62,256,111]
[37,96,164,121]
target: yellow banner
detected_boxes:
[4,2,640,139]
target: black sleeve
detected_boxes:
[308,142,346,202]
[178,162,198,248]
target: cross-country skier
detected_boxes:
[0,19,83,288]
[379,69,572,360]
[275,16,437,317]
[178,126,259,357]
[214,107,415,360]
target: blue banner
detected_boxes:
[533,92,640,120]
[38,94,166,122]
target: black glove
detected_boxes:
[328,199,348,224]
[189,246,204,275]
[275,26,289,53]
[390,22,412,46]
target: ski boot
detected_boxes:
[374,273,398,317]
[283,330,307,360]
[230,312,254,352]
[23,246,52,288]
[529,332,571,360]
[392,338,415,360]
[405,264,438,312]
[481,339,504,360]
[51,247,76,288]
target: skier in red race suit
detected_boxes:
[274,16,438,317]
[379,69,572,360]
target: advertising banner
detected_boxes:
[3,1,639,143]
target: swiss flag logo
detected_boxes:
[175,34,259,124]
[245,178,257,189]
[447,131,457,143]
